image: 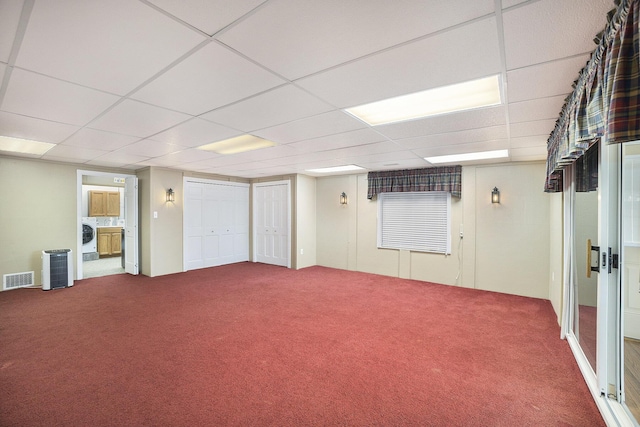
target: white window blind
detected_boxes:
[377,191,451,254]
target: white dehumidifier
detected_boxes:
[42,249,74,291]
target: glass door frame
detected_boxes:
[561,142,631,425]
[617,141,640,425]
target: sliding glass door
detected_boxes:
[621,141,640,423]
[572,154,598,373]
[564,141,640,425]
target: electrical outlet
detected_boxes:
[459,224,464,238]
[153,211,158,219]
[300,248,304,255]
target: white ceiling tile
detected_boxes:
[202,84,334,132]
[0,111,79,143]
[330,141,402,159]
[238,167,294,178]
[376,106,508,140]
[0,0,22,62]
[0,2,612,176]
[502,0,528,9]
[41,144,109,162]
[354,158,429,171]
[508,95,566,124]
[186,153,257,169]
[339,151,421,167]
[61,128,140,151]
[117,139,183,157]
[131,42,285,115]
[296,17,502,108]
[394,126,508,150]
[503,0,611,70]
[510,146,547,161]
[289,128,387,153]
[150,118,240,147]
[217,161,273,172]
[510,135,548,148]
[147,0,267,36]
[150,148,220,165]
[88,151,151,166]
[15,0,206,95]
[509,119,555,138]
[254,110,367,144]
[217,144,301,162]
[2,69,119,126]
[89,100,191,138]
[219,0,494,80]
[261,150,344,166]
[412,140,509,158]
[507,55,588,102]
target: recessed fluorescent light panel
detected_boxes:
[197,134,276,155]
[0,135,55,155]
[425,149,509,164]
[345,75,502,126]
[306,164,365,173]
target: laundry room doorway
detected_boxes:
[76,170,138,280]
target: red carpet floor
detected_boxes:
[0,263,603,426]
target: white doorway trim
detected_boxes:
[76,170,138,280]
[252,180,291,268]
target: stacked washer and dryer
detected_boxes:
[81,217,99,261]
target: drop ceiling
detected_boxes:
[0,0,613,177]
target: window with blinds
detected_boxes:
[377,191,451,254]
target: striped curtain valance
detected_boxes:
[367,165,462,199]
[545,0,640,192]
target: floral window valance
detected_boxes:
[367,165,462,199]
[545,0,640,192]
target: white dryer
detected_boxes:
[82,217,97,253]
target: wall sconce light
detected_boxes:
[166,188,175,203]
[491,187,500,204]
[340,192,348,205]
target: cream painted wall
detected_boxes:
[473,163,550,299]
[316,175,354,270]
[295,174,317,269]
[149,168,184,277]
[137,167,184,277]
[1,155,555,307]
[0,157,77,285]
[0,156,132,284]
[315,162,552,300]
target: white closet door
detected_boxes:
[254,181,290,267]
[184,179,249,271]
[185,182,204,270]
[218,185,236,265]
[202,184,219,267]
[234,186,250,262]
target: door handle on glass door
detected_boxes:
[587,239,600,278]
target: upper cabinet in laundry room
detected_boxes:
[89,190,120,217]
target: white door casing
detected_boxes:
[253,181,290,268]
[124,176,139,275]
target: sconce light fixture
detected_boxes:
[491,187,500,204]
[340,192,348,205]
[166,188,175,203]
